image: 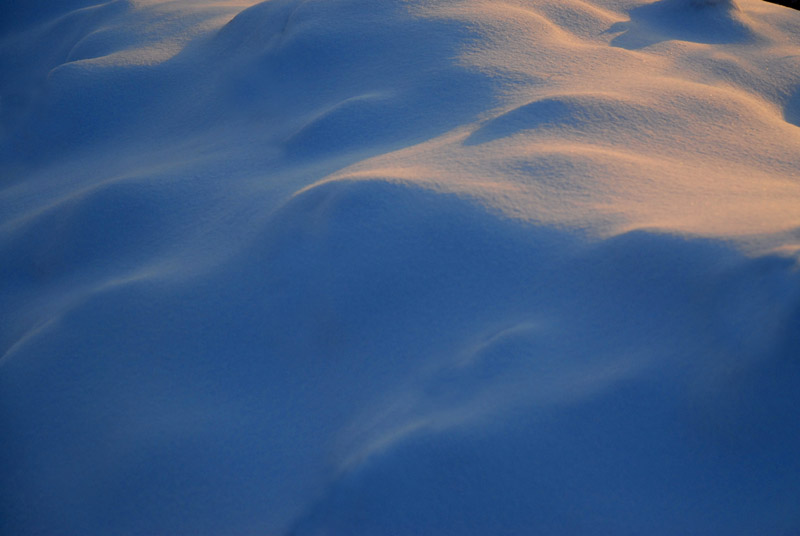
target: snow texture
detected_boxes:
[2,0,800,534]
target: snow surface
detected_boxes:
[1,0,799,534]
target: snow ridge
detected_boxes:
[1,1,800,534]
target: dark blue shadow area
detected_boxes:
[607,0,757,50]
[785,85,800,128]
[0,0,131,162]
[2,180,799,535]
[0,0,103,34]
[0,182,579,535]
[3,0,497,166]
[289,373,800,536]
[206,0,497,161]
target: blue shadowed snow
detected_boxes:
[3,179,799,534]
[608,0,758,49]
[2,0,800,534]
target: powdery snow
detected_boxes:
[1,0,799,534]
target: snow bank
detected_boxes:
[2,0,799,534]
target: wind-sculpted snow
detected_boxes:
[609,0,760,48]
[1,0,800,534]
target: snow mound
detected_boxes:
[609,0,759,48]
[2,0,800,534]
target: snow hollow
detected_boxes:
[1,0,800,534]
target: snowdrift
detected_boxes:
[2,0,799,534]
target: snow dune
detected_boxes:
[1,0,799,534]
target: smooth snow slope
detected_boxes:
[1,0,799,534]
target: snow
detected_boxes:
[1,0,799,534]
